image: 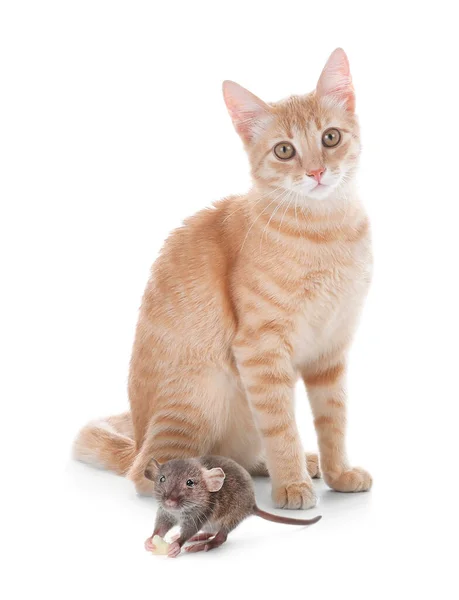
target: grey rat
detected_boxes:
[144,455,322,558]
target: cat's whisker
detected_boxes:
[221,188,278,224]
[260,188,290,249]
[293,192,301,233]
[278,191,295,241]
[239,189,286,254]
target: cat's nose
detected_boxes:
[306,167,325,183]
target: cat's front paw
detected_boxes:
[324,467,372,492]
[272,480,317,509]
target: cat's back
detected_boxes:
[152,195,246,282]
[136,195,248,354]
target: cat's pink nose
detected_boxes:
[307,167,325,183]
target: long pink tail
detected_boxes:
[254,506,322,526]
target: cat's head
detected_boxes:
[223,49,360,205]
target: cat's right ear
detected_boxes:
[144,458,160,481]
[222,81,272,143]
[316,48,355,112]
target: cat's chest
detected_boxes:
[291,247,372,366]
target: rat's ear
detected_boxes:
[202,467,226,492]
[144,458,160,481]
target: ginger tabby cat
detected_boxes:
[74,48,372,509]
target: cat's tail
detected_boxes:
[73,412,136,475]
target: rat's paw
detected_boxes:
[325,467,372,492]
[146,535,171,555]
[167,541,181,558]
[305,452,321,479]
[272,480,317,509]
[144,537,156,552]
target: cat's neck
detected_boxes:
[248,179,364,230]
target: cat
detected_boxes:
[74,48,372,509]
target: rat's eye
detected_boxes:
[273,142,296,160]
[159,475,166,483]
[186,479,195,487]
[322,128,341,148]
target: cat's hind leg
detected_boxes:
[250,452,321,479]
[128,408,217,495]
[127,367,230,495]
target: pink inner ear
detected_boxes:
[222,80,271,142]
[144,458,160,481]
[202,467,226,492]
[227,105,260,140]
[316,48,355,112]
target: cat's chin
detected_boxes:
[305,185,333,199]
[293,184,337,202]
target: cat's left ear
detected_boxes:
[223,81,272,143]
[201,467,226,492]
[316,48,355,113]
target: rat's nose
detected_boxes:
[165,497,179,508]
[306,167,325,183]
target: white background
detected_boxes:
[1,1,458,598]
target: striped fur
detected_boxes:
[74,49,372,508]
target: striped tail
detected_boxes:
[73,412,136,475]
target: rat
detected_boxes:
[143,455,322,558]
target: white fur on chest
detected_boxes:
[292,247,372,367]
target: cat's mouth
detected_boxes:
[295,182,332,198]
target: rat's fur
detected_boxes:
[145,456,321,557]
[74,49,372,509]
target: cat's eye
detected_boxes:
[273,142,296,160]
[186,479,195,487]
[322,128,341,148]
[159,475,166,483]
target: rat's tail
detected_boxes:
[253,506,322,526]
[73,412,136,475]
